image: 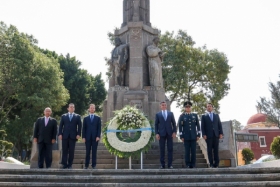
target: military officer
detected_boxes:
[178,101,201,168]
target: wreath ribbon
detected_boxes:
[106,128,153,133]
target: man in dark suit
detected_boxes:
[155,101,177,169]
[58,103,82,169]
[178,101,200,168]
[33,107,57,168]
[201,103,223,168]
[82,104,101,169]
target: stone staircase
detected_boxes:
[0,167,280,186]
[72,142,208,169]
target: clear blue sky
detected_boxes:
[1,0,280,126]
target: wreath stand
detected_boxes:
[115,152,143,169]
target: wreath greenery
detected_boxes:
[102,106,155,158]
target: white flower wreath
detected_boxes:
[107,117,152,152]
[102,106,154,158]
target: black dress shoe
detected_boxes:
[62,165,68,169]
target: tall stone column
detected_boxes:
[103,0,169,125]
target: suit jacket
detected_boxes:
[82,114,101,141]
[201,112,223,138]
[58,113,82,140]
[178,113,200,140]
[155,111,177,136]
[33,117,57,144]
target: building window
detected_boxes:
[259,136,266,147]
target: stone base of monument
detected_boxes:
[103,86,170,129]
[0,168,280,186]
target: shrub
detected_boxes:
[0,130,13,160]
[270,136,280,158]
[241,148,254,164]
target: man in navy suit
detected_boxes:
[33,107,57,168]
[82,104,101,169]
[201,103,223,168]
[178,101,200,168]
[155,101,177,169]
[58,103,82,169]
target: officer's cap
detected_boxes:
[183,101,192,107]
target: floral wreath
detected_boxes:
[102,105,154,158]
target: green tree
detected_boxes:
[241,148,254,165]
[88,73,107,112]
[270,136,280,158]
[0,130,13,160]
[0,22,69,156]
[257,75,280,127]
[159,30,231,114]
[41,50,107,116]
[232,119,243,131]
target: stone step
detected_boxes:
[1,182,280,187]
[1,173,280,183]
[74,153,204,160]
[1,168,280,175]
[68,163,208,169]
[75,149,202,154]
[72,158,207,165]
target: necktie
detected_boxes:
[90,115,93,122]
[163,111,167,120]
[69,114,73,121]
[45,117,49,126]
[210,113,213,121]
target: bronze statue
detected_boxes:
[109,37,129,86]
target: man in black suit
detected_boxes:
[155,101,177,169]
[178,101,200,168]
[201,103,223,168]
[58,103,82,169]
[33,107,57,168]
[82,104,101,169]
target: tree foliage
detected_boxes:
[0,22,69,121]
[41,50,107,115]
[241,148,254,164]
[232,119,243,131]
[270,136,280,158]
[0,130,13,160]
[257,75,280,127]
[159,30,231,114]
[0,22,69,156]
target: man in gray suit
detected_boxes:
[58,103,82,169]
[154,101,177,169]
[201,103,223,168]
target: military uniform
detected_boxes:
[178,113,201,168]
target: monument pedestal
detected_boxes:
[103,86,169,126]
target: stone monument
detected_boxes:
[103,0,169,124]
